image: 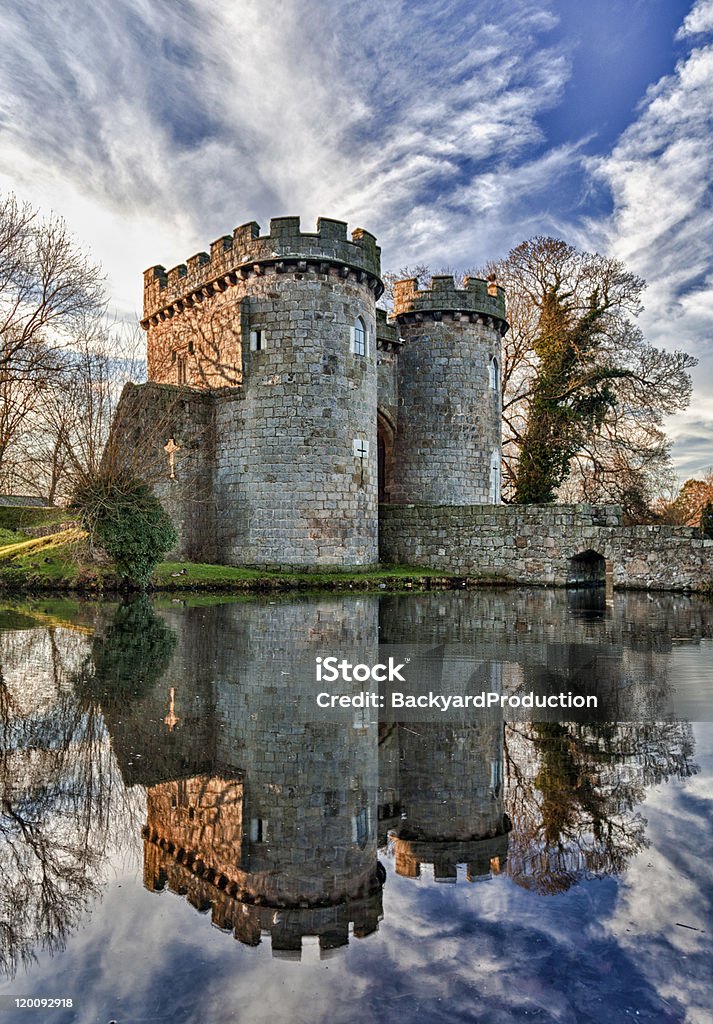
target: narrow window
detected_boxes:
[352,316,367,356]
[177,355,187,385]
[353,808,369,848]
[490,758,502,797]
[249,818,266,842]
[489,356,499,391]
[250,330,264,352]
[489,451,500,504]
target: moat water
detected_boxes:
[0,590,712,1024]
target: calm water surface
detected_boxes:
[0,590,712,1024]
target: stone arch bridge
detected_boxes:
[379,503,713,592]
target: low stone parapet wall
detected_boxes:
[379,503,713,592]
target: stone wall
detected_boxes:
[108,383,217,562]
[380,503,713,592]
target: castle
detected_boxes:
[113,215,507,568]
[111,214,713,588]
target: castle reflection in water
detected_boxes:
[88,592,700,960]
[0,591,704,971]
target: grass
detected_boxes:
[0,505,502,594]
[150,560,461,592]
[0,544,91,589]
[0,527,28,546]
[0,531,479,594]
[0,522,103,591]
[0,506,67,532]
[0,527,87,561]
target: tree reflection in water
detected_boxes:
[81,595,177,703]
[0,597,176,978]
[504,721,696,893]
[0,592,707,977]
[0,623,104,977]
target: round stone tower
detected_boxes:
[388,275,508,505]
[388,720,511,883]
[141,216,382,569]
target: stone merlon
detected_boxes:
[142,216,382,320]
[376,307,401,350]
[393,275,508,330]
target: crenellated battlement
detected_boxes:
[143,832,383,959]
[393,274,507,329]
[142,216,382,322]
[388,829,510,882]
[376,307,401,351]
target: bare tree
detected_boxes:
[0,194,105,489]
[378,264,433,312]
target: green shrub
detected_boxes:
[72,472,177,587]
[74,595,177,702]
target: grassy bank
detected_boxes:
[151,560,466,592]
[0,507,496,594]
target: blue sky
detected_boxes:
[1,0,712,478]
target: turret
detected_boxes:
[387,720,511,883]
[388,275,508,505]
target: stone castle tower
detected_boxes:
[390,277,504,505]
[111,216,508,568]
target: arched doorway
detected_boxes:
[567,549,607,587]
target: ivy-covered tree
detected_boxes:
[500,238,694,505]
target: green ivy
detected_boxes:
[72,473,177,587]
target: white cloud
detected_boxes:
[0,0,570,317]
[3,0,710,476]
[584,33,713,479]
[677,0,713,38]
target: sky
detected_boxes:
[0,0,712,479]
